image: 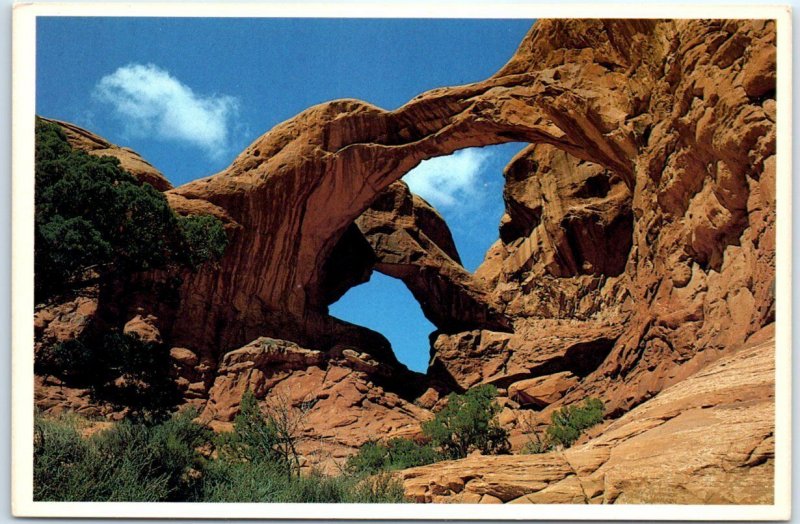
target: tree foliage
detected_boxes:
[546,397,604,448]
[345,438,439,475]
[35,330,182,423]
[34,118,227,301]
[521,397,605,453]
[421,384,509,459]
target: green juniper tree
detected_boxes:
[34,117,228,302]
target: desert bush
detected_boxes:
[206,389,407,502]
[200,459,406,503]
[546,397,604,448]
[94,331,182,422]
[520,430,552,455]
[385,437,440,470]
[345,438,439,475]
[34,405,408,503]
[345,440,388,475]
[35,330,182,422]
[216,389,305,478]
[197,458,286,502]
[520,398,604,453]
[34,409,209,501]
[421,384,509,459]
[34,338,94,383]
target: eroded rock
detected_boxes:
[401,331,775,504]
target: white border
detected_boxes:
[10,3,793,520]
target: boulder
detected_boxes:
[508,372,579,408]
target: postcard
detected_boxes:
[11,2,792,520]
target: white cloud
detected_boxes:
[403,148,493,210]
[94,63,238,159]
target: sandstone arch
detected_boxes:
[36,17,777,437]
[164,20,662,357]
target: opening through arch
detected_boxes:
[403,142,530,272]
[329,142,530,372]
[330,272,436,373]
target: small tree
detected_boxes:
[220,390,306,479]
[34,118,228,302]
[35,338,93,385]
[546,398,604,449]
[421,384,509,459]
[519,412,552,455]
[178,214,228,269]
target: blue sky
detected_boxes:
[37,17,533,372]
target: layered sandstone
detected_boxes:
[145,19,774,420]
[402,330,775,504]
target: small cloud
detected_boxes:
[403,148,493,210]
[94,63,238,159]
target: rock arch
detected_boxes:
[163,20,661,357]
[38,17,778,429]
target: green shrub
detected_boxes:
[200,460,406,503]
[345,440,389,475]
[215,389,309,483]
[34,338,94,383]
[94,331,182,422]
[345,438,439,475]
[34,407,408,503]
[520,431,552,455]
[197,458,286,502]
[279,470,405,503]
[35,330,182,422]
[178,214,228,269]
[34,118,227,302]
[421,384,509,459]
[385,438,440,470]
[33,415,91,501]
[34,409,209,502]
[546,398,604,449]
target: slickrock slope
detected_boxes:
[402,329,775,504]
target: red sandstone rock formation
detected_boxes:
[34,19,777,492]
[153,19,775,418]
[401,328,775,504]
[354,181,510,332]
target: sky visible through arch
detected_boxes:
[36,16,534,373]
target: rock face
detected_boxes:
[139,18,775,420]
[402,331,775,504]
[34,18,777,499]
[199,337,430,468]
[354,181,510,333]
[508,371,579,408]
[34,287,99,346]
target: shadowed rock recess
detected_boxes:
[35,19,777,503]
